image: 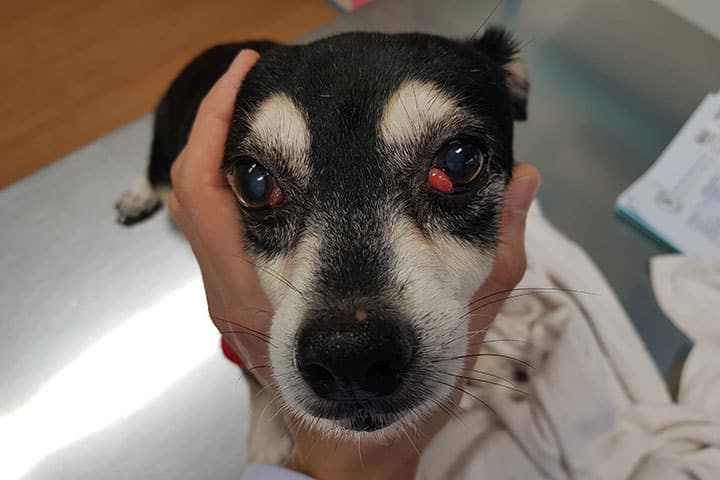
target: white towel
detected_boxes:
[417,204,720,480]
[651,255,720,427]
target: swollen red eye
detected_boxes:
[428,140,486,193]
[230,160,283,209]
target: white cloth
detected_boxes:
[417,203,720,480]
[651,255,720,431]
[650,255,720,345]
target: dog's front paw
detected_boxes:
[115,177,162,226]
[246,413,293,465]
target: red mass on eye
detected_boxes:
[428,167,453,193]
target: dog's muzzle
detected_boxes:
[295,308,417,429]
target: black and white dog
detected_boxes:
[116,27,528,463]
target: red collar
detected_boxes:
[220,337,246,370]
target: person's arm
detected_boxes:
[168,49,540,480]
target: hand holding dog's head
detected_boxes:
[168,50,276,389]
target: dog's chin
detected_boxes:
[303,402,410,435]
[320,413,403,437]
[337,409,398,433]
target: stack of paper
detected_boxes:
[616,91,720,258]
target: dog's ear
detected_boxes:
[467,26,529,121]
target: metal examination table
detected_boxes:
[2,0,719,478]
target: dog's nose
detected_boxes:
[296,311,416,401]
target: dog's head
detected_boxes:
[222,28,528,435]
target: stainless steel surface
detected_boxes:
[2,0,718,478]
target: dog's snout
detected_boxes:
[296,312,416,402]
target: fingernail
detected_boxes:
[509,175,540,215]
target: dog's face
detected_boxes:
[222,28,528,435]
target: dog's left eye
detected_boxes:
[428,140,486,193]
[230,160,283,209]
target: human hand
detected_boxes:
[167,49,540,480]
[167,49,275,388]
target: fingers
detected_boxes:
[166,49,266,293]
[171,49,261,195]
[472,163,540,310]
[185,49,260,177]
[168,49,259,239]
[505,163,541,220]
[164,49,274,387]
[466,163,540,344]
[492,164,540,286]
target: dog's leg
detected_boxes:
[115,175,169,226]
[244,373,294,465]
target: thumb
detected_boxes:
[505,163,541,222]
[488,164,540,291]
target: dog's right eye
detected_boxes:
[229,160,283,209]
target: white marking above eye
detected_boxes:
[247,93,311,182]
[379,80,463,150]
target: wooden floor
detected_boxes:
[0,0,337,188]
